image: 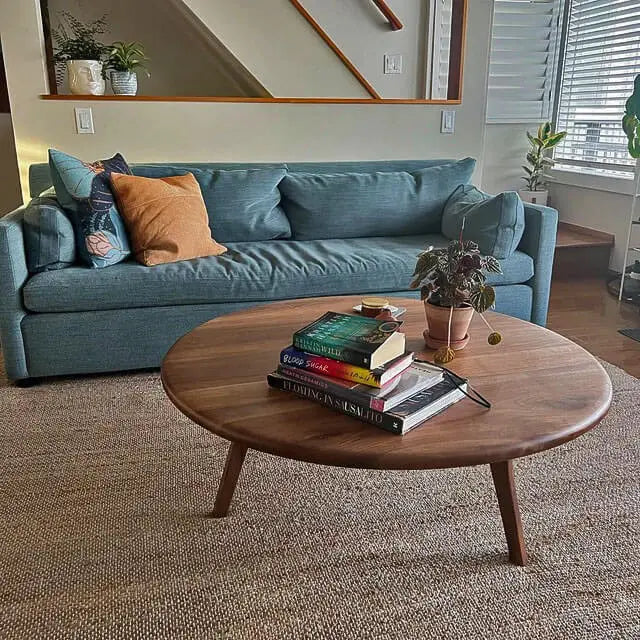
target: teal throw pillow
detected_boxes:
[48,149,131,268]
[441,186,525,259]
[23,189,76,273]
[279,158,476,240]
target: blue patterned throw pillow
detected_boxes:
[48,149,131,268]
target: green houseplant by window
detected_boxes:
[52,12,109,95]
[107,42,150,96]
[617,74,640,300]
[410,232,503,363]
[519,122,567,206]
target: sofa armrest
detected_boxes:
[518,203,558,326]
[0,208,30,380]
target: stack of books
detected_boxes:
[267,311,467,434]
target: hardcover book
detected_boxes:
[267,372,466,435]
[292,312,405,369]
[278,361,443,412]
[279,346,413,388]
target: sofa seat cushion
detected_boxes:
[22,235,534,313]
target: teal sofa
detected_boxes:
[0,159,558,383]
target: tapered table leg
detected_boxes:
[211,442,248,518]
[490,460,528,566]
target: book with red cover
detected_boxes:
[279,346,412,388]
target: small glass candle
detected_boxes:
[361,297,389,317]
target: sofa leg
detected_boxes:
[15,377,41,388]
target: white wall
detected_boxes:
[302,0,427,99]
[0,0,493,208]
[48,0,265,97]
[481,123,632,272]
[0,114,21,212]
[549,183,632,272]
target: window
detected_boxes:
[554,0,640,174]
[486,0,562,122]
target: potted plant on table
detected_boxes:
[52,12,109,96]
[519,122,567,206]
[410,234,503,364]
[107,42,150,96]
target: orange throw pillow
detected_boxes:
[110,172,227,266]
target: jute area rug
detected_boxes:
[0,358,638,640]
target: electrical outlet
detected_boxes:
[384,54,403,74]
[74,107,94,134]
[441,110,455,134]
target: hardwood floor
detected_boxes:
[547,276,640,378]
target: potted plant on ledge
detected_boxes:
[410,236,503,364]
[107,42,150,96]
[519,122,567,206]
[52,12,109,96]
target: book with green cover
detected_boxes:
[292,312,405,369]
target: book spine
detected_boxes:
[278,366,382,410]
[292,334,369,368]
[280,348,382,388]
[267,375,402,434]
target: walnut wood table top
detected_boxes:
[161,296,612,471]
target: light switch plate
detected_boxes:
[441,110,455,134]
[384,54,403,74]
[74,107,94,134]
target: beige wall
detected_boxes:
[0,0,493,207]
[302,0,427,99]
[181,0,369,98]
[0,114,21,212]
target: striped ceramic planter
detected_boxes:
[110,71,138,96]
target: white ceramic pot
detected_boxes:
[67,60,105,95]
[518,189,548,206]
[110,70,138,96]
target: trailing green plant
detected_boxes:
[107,41,150,75]
[410,233,503,363]
[622,73,640,158]
[521,122,567,191]
[52,12,109,63]
[410,238,501,313]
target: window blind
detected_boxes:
[487,0,561,122]
[430,0,453,99]
[554,0,640,173]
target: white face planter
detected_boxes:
[67,60,105,95]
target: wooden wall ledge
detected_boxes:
[40,94,461,105]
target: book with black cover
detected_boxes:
[267,372,466,435]
[292,311,405,369]
[278,361,443,412]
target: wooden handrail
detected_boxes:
[288,0,381,99]
[371,0,404,31]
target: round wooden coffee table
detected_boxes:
[161,296,612,565]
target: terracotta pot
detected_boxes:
[423,302,474,350]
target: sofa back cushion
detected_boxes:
[279,158,476,240]
[441,186,525,259]
[23,190,76,273]
[132,164,290,243]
